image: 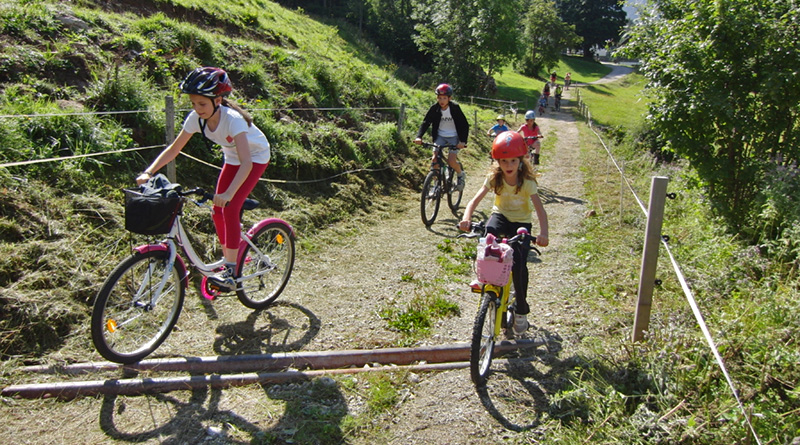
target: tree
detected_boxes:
[620,0,800,242]
[557,0,626,59]
[517,0,581,77]
[469,0,521,82]
[412,0,485,94]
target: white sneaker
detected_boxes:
[208,266,236,292]
[513,314,529,335]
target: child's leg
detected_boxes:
[213,162,269,264]
[486,215,533,314]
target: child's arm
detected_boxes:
[459,186,490,231]
[531,193,549,247]
[137,129,193,185]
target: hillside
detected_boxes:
[0,0,444,361]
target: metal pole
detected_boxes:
[164,95,176,182]
[632,176,669,342]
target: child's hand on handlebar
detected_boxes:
[536,234,549,247]
[458,220,472,232]
[413,138,422,145]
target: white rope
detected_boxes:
[0,145,164,168]
[178,151,391,184]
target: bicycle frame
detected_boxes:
[132,203,296,296]
[471,275,514,336]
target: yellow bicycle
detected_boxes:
[460,222,538,386]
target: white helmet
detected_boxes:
[524,110,536,120]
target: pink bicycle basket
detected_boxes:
[475,241,513,286]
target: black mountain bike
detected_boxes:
[419,142,463,226]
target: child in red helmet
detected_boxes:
[414,83,470,191]
[459,131,549,334]
[136,67,270,292]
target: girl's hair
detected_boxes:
[221,98,253,127]
[490,156,537,194]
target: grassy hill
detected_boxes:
[0,0,442,361]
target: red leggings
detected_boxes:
[213,162,268,250]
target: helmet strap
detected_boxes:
[197,97,221,152]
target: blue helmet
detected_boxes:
[524,110,536,120]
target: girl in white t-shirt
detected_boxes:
[136,67,270,291]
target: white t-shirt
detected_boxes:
[438,106,458,138]
[183,106,271,165]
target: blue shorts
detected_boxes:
[435,135,460,154]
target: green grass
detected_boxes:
[575,73,651,130]
[541,55,614,85]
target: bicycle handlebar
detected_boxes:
[178,187,259,210]
[418,141,465,149]
[458,221,540,254]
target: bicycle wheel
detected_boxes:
[446,166,463,214]
[91,250,186,364]
[470,291,498,386]
[236,222,296,309]
[420,170,441,226]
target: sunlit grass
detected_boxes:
[575,73,651,129]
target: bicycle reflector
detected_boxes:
[106,319,118,333]
[276,234,284,244]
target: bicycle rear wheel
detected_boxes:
[236,222,296,309]
[420,170,441,226]
[446,166,463,215]
[470,291,498,386]
[91,250,186,364]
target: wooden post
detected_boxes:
[474,109,478,130]
[632,176,669,342]
[398,103,405,135]
[164,95,176,183]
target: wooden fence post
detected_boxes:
[632,176,669,342]
[164,95,176,183]
[398,103,405,135]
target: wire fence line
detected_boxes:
[573,88,762,444]
[0,101,406,184]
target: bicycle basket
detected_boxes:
[475,242,513,286]
[124,189,182,235]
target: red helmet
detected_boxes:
[434,83,453,96]
[491,131,527,159]
[180,67,233,98]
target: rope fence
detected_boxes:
[0,101,405,185]
[572,87,762,444]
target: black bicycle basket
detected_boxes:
[123,175,183,235]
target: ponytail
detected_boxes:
[221,98,253,127]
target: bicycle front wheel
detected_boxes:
[420,171,441,226]
[446,167,463,214]
[236,222,296,309]
[91,250,186,364]
[470,291,498,386]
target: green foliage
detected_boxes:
[557,0,627,59]
[516,0,581,77]
[621,0,800,256]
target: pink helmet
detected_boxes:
[491,131,527,159]
[434,83,453,96]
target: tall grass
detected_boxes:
[565,78,799,442]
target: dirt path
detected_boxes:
[363,90,589,444]
[0,88,591,444]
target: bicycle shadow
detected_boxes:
[474,327,574,431]
[212,301,322,356]
[537,186,586,206]
[98,372,349,443]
